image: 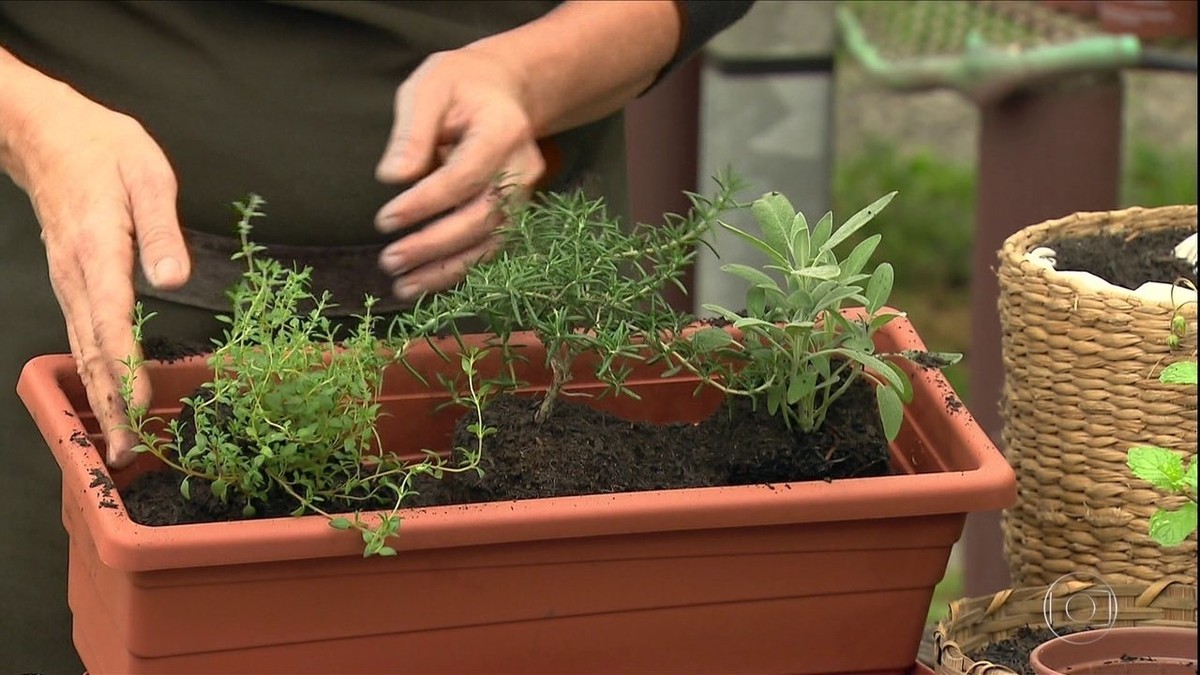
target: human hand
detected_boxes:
[1,69,190,468]
[374,46,546,301]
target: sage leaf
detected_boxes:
[750,191,794,257]
[875,385,904,441]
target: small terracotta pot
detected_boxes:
[1029,626,1199,674]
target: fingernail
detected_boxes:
[393,280,420,302]
[379,251,407,276]
[151,257,182,286]
[107,447,135,470]
[376,154,401,175]
[376,212,402,233]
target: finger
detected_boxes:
[43,225,102,397]
[378,137,542,275]
[122,156,190,290]
[48,239,138,468]
[391,234,503,302]
[378,188,501,278]
[72,206,142,467]
[376,60,451,184]
[375,116,543,234]
[59,286,126,466]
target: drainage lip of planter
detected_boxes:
[1029,626,1199,675]
[20,324,1014,571]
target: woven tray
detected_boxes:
[933,579,1198,674]
[998,205,1198,586]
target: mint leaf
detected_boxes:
[1148,503,1198,547]
[1128,446,1185,490]
[1160,361,1198,386]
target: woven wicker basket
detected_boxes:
[998,205,1198,587]
[933,580,1198,674]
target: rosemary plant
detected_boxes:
[412,176,742,423]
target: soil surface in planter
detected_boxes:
[1044,225,1197,290]
[431,383,891,506]
[120,374,894,525]
[965,625,1093,675]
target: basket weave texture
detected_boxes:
[998,205,1198,587]
[933,580,1198,674]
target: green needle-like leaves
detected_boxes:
[119,196,487,557]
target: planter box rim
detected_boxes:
[18,313,1014,572]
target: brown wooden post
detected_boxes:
[966,72,1124,596]
[624,57,703,313]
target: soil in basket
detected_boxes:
[1044,226,1197,290]
[120,376,892,525]
[965,625,1092,675]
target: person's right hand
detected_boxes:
[0,58,190,468]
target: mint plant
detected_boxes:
[1166,280,1196,351]
[411,176,741,424]
[665,191,960,441]
[120,195,486,556]
[1127,360,1198,547]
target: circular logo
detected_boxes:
[1042,572,1117,643]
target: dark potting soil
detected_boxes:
[437,380,890,506]
[142,335,212,363]
[965,625,1094,675]
[120,377,892,525]
[1044,225,1197,291]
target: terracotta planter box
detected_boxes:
[17,313,1015,674]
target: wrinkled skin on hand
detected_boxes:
[5,78,191,468]
[8,45,549,467]
[374,46,546,302]
[3,1,679,469]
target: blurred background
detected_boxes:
[625,0,1197,628]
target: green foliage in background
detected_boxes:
[1122,139,1199,209]
[831,134,1197,406]
[834,136,1198,297]
[834,136,976,292]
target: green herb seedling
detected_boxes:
[415,175,742,424]
[120,195,486,556]
[1127,360,1198,548]
[670,191,960,442]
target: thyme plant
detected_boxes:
[414,177,741,423]
[666,191,960,441]
[120,196,486,556]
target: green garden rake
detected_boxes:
[838,0,1197,103]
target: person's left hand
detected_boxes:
[374,46,546,301]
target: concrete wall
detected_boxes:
[695,1,838,315]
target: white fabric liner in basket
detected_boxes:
[1023,232,1198,304]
